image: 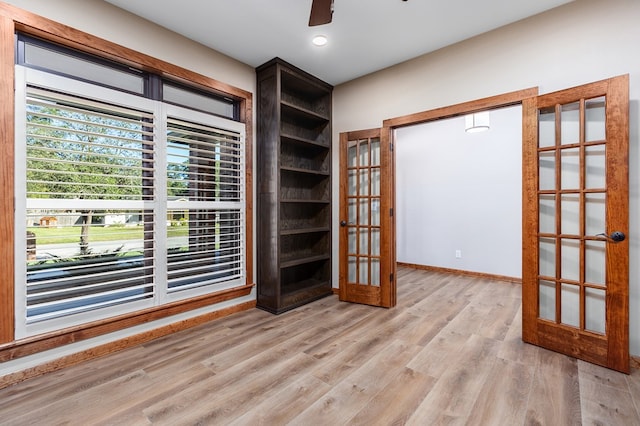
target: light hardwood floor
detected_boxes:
[1,267,639,425]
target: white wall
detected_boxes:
[395,106,522,278]
[333,0,640,356]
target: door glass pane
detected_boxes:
[348,228,357,253]
[348,198,357,224]
[359,257,369,284]
[359,199,370,225]
[539,194,556,234]
[539,280,556,321]
[371,168,380,196]
[585,96,606,142]
[371,258,380,287]
[359,228,369,255]
[371,228,380,256]
[561,148,580,190]
[359,139,369,166]
[561,284,580,327]
[585,241,606,286]
[539,151,555,190]
[370,138,381,166]
[561,239,580,281]
[561,102,580,145]
[585,288,606,334]
[348,169,357,196]
[539,106,556,148]
[539,238,556,277]
[348,256,357,282]
[371,198,380,226]
[585,145,606,189]
[561,194,580,236]
[348,141,357,167]
[359,169,369,196]
[585,193,605,236]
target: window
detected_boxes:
[15,66,245,338]
[17,34,238,119]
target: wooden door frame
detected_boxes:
[338,88,538,307]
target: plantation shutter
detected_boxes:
[23,86,156,324]
[165,117,245,292]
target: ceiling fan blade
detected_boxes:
[309,0,333,26]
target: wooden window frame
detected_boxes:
[0,3,254,361]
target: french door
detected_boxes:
[339,128,395,307]
[522,75,629,373]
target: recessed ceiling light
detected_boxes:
[312,35,328,46]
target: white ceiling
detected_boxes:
[104,0,574,86]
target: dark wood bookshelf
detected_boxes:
[256,57,333,314]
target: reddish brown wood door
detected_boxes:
[522,75,629,373]
[339,128,396,307]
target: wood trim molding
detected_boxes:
[631,356,640,370]
[397,262,522,284]
[0,300,256,389]
[383,87,539,129]
[0,14,15,344]
[0,285,254,362]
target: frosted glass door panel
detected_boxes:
[585,97,606,142]
[539,238,556,277]
[348,257,357,282]
[371,169,380,195]
[561,195,580,235]
[561,102,580,145]
[585,288,606,334]
[585,146,606,189]
[359,170,369,196]
[348,142,357,166]
[561,284,580,327]
[561,239,580,281]
[348,228,357,252]
[371,199,380,226]
[371,229,380,256]
[585,241,606,286]
[539,195,556,234]
[371,138,380,165]
[585,193,606,236]
[539,280,556,321]
[561,148,580,190]
[539,107,556,148]
[359,229,369,254]
[539,151,556,190]
[371,259,380,287]
[359,199,369,225]
[359,139,369,166]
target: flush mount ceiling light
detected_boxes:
[312,35,328,46]
[465,111,490,133]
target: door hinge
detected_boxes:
[390,208,393,217]
[390,273,394,282]
[390,143,394,152]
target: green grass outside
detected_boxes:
[30,225,189,245]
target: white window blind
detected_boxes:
[24,87,156,325]
[165,117,244,293]
[15,67,246,337]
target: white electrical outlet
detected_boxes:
[455,250,462,259]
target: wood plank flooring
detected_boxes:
[1,266,639,425]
